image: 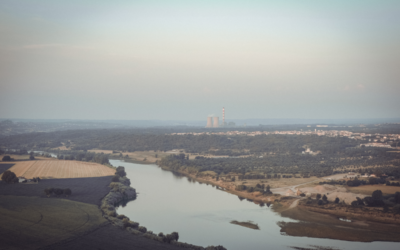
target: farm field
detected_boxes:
[0,195,107,250]
[3,160,115,179]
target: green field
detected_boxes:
[0,195,107,249]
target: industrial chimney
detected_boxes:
[206,117,213,128]
[213,117,219,128]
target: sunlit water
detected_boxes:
[111,160,399,250]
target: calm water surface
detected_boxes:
[111,160,400,250]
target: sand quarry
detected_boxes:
[0,160,115,179]
[299,184,366,204]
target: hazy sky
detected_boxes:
[0,0,399,120]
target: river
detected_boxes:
[112,160,398,250]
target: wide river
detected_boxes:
[111,160,399,250]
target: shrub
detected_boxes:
[138,226,147,233]
[170,232,179,242]
[322,195,327,201]
[63,188,72,197]
[116,166,127,177]
[122,218,130,228]
[117,214,128,220]
[1,170,18,183]
[107,211,116,217]
[127,221,139,228]
[372,190,383,200]
[2,155,13,161]
[316,194,321,200]
[54,188,63,196]
[29,155,35,160]
[44,188,51,197]
[111,175,120,182]
[334,197,340,203]
[317,200,323,205]
[205,246,227,250]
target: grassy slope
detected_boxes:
[0,195,107,250]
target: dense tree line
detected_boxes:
[52,150,110,165]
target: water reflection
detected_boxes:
[111,160,400,250]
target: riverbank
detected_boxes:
[159,165,279,204]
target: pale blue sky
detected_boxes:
[0,0,399,120]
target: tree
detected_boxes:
[322,195,327,202]
[29,155,35,160]
[116,166,126,177]
[2,155,13,161]
[334,197,340,203]
[316,193,321,200]
[372,190,383,200]
[1,170,18,183]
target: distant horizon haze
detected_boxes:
[0,1,399,120]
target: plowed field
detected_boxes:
[6,160,115,179]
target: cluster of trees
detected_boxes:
[55,151,109,165]
[349,190,400,214]
[235,183,272,194]
[1,170,18,183]
[44,188,72,197]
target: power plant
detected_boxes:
[206,117,213,128]
[205,107,225,128]
[213,117,219,128]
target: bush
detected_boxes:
[138,226,147,233]
[2,155,14,161]
[170,232,179,242]
[44,188,51,197]
[54,188,63,196]
[205,246,227,250]
[316,194,321,200]
[29,155,35,160]
[117,214,128,220]
[1,170,18,183]
[317,200,323,205]
[322,195,327,201]
[64,188,72,197]
[107,211,116,217]
[372,190,383,200]
[111,175,120,182]
[116,166,127,177]
[122,218,130,228]
[334,197,340,203]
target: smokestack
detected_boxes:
[206,117,213,128]
[213,117,219,128]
